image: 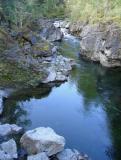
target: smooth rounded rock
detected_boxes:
[20,127,65,156]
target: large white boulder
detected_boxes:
[27,152,49,160]
[20,127,65,156]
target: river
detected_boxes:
[1,35,121,160]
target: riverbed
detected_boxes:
[1,35,121,160]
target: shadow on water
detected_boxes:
[1,37,121,160]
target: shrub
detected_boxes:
[66,0,121,24]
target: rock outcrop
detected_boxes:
[38,19,63,42]
[75,23,121,67]
[69,22,86,36]
[20,127,65,156]
[67,21,121,67]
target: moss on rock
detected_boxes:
[0,59,44,88]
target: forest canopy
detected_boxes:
[0,0,121,28]
[0,0,64,27]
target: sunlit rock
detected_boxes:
[20,127,65,156]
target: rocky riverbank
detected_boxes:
[0,125,89,160]
[0,19,76,89]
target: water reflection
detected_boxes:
[70,59,121,160]
[1,38,121,160]
[1,84,54,127]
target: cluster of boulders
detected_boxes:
[42,55,75,83]
[0,124,23,159]
[0,125,89,160]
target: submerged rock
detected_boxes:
[27,152,49,160]
[80,23,121,67]
[57,149,88,160]
[57,149,78,160]
[0,124,23,137]
[20,127,65,156]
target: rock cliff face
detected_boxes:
[80,24,121,67]
[69,22,121,67]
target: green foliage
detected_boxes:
[66,0,121,24]
[0,0,65,28]
[40,0,65,18]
